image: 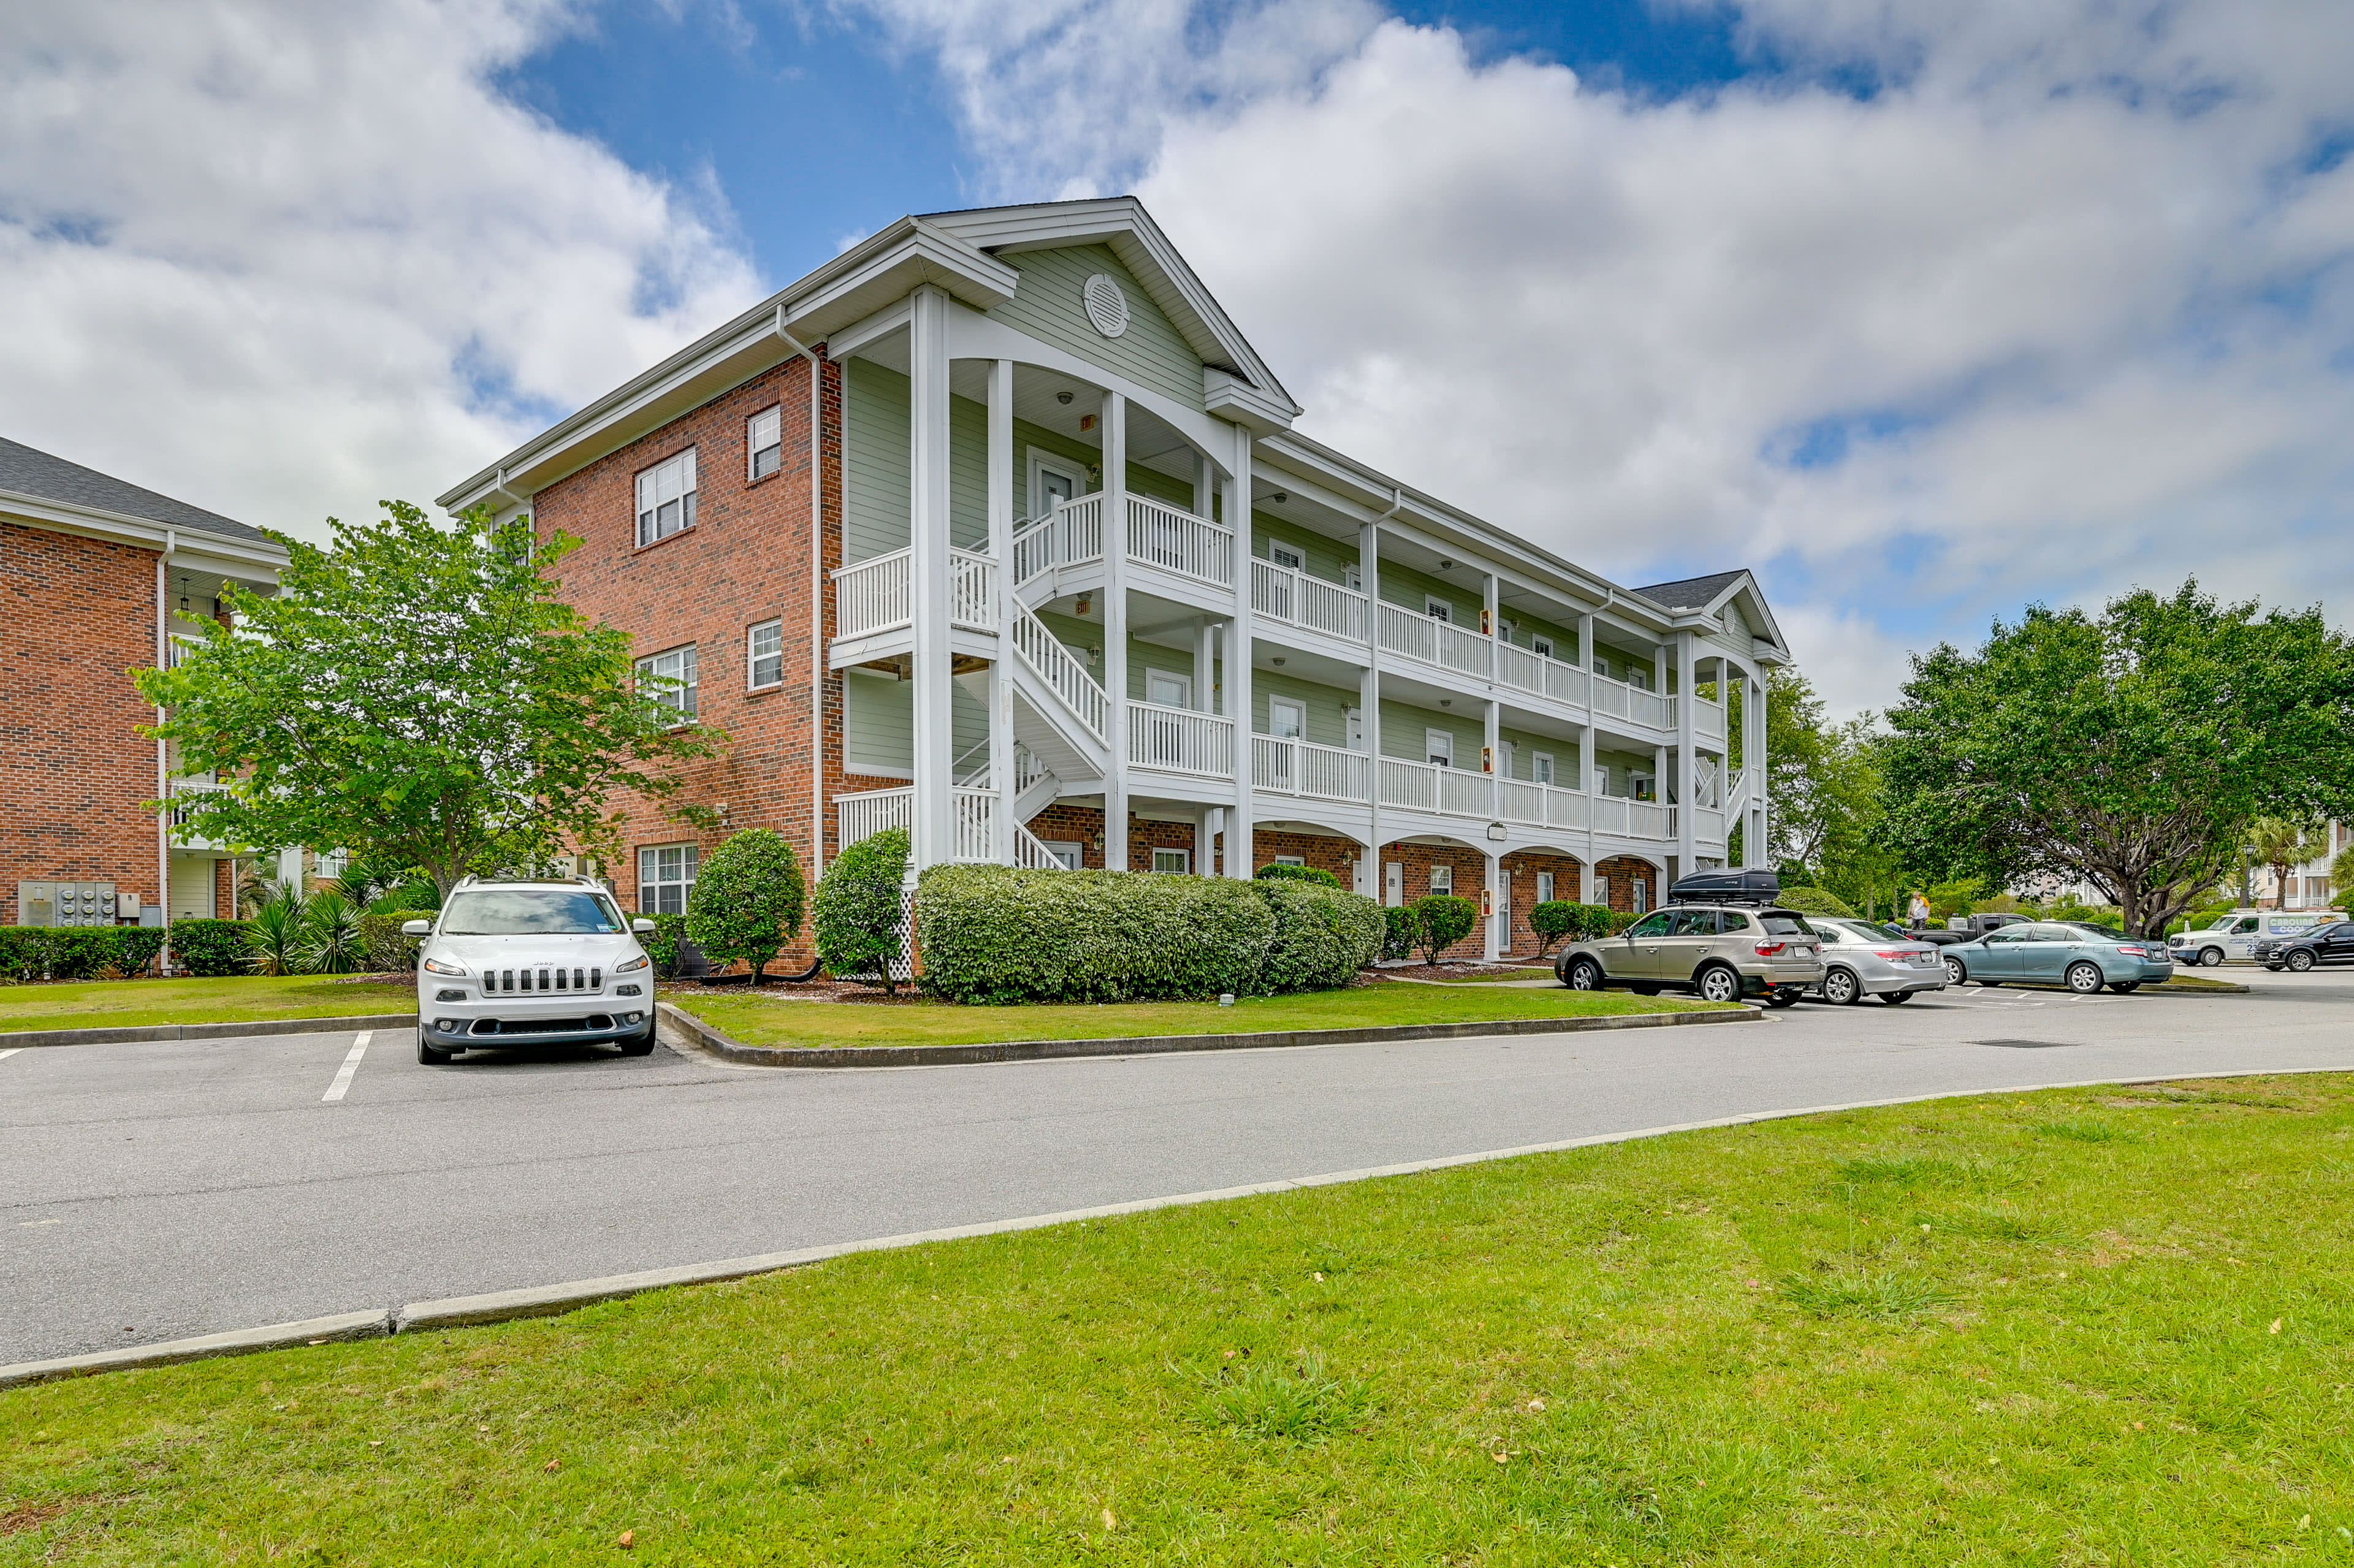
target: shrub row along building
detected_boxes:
[441,199,1787,961]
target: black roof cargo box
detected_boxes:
[1666,869,1781,907]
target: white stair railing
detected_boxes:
[1010,601,1108,745]
[1013,822,1063,870]
[950,549,997,631]
[832,549,911,639]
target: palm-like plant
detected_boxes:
[245,889,312,976]
[300,889,367,975]
[332,862,378,909]
[2247,816,2331,908]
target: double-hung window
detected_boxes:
[747,619,783,690]
[638,844,698,916]
[636,448,697,546]
[1152,847,1191,874]
[1428,864,1453,896]
[1270,544,1304,571]
[637,644,699,721]
[747,407,782,480]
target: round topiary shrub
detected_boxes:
[687,828,808,983]
[815,828,910,989]
[1255,880,1385,992]
[1412,894,1479,962]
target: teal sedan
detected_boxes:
[1939,921,2175,994]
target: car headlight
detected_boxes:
[422,956,469,976]
[614,953,649,973]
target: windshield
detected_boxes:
[440,890,626,936]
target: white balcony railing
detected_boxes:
[1128,700,1233,778]
[837,786,912,847]
[1693,695,1725,742]
[1693,805,1726,845]
[1011,495,1107,587]
[1011,602,1108,745]
[1589,794,1674,840]
[1376,601,1493,680]
[951,550,996,631]
[1251,559,1368,642]
[1495,778,1591,832]
[1495,643,1591,707]
[1127,496,1232,588]
[1589,671,1674,731]
[1252,735,1372,803]
[833,549,911,640]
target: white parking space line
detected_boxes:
[321,1032,373,1103]
[0,1048,18,1062]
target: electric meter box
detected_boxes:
[16,880,119,927]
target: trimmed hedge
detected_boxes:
[360,911,434,973]
[170,918,253,977]
[0,925,178,983]
[916,866,1384,1003]
[1777,885,1857,918]
[1531,900,1619,951]
[1257,880,1387,993]
[1254,862,1345,891]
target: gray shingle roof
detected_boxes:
[1631,569,1750,612]
[0,436,272,547]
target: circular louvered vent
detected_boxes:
[1082,273,1130,338]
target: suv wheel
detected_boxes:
[1564,957,1606,991]
[1821,967,1862,1006]
[2287,948,2317,972]
[2065,961,2105,995]
[1695,964,1742,1005]
[616,1022,658,1056]
[417,1037,455,1065]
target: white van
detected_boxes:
[2169,909,2339,966]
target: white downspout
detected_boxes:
[156,530,175,973]
[775,306,828,882]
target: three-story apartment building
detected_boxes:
[440,199,1788,961]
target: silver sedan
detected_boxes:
[1805,918,1949,1005]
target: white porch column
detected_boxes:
[1483,696,1502,793]
[1483,848,1503,962]
[1359,519,1382,894]
[1748,672,1768,869]
[1191,618,1214,712]
[1674,630,1696,875]
[1102,390,1130,870]
[1483,571,1499,680]
[986,357,1015,864]
[1227,425,1254,877]
[908,286,954,872]
[1195,808,1214,875]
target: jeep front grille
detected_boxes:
[485,967,601,994]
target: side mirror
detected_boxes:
[400,919,432,937]
[632,918,656,934]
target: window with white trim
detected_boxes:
[1274,854,1305,867]
[1593,875,1609,906]
[1424,595,1451,623]
[1270,543,1303,571]
[1533,750,1555,786]
[637,644,698,721]
[1531,634,1554,659]
[1537,871,1555,904]
[747,406,782,480]
[1045,840,1083,870]
[747,620,783,690]
[1146,669,1192,708]
[1269,697,1305,740]
[1426,729,1453,768]
[1428,864,1453,896]
[636,449,697,546]
[1631,877,1648,915]
[1152,847,1190,874]
[638,843,698,916]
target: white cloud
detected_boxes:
[861,0,2354,710]
[0,0,760,538]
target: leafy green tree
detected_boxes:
[137,501,723,900]
[686,829,807,983]
[2331,842,2354,910]
[814,828,909,991]
[1880,580,2354,937]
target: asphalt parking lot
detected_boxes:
[7,969,2353,1368]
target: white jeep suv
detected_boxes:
[406,877,659,1064]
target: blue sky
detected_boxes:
[6,0,2352,716]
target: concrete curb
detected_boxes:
[655,998,1758,1068]
[0,1013,416,1049]
[9,1062,2352,1391]
[0,1310,390,1390]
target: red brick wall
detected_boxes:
[1377,841,1491,961]
[1250,828,1358,886]
[0,522,164,923]
[1501,850,1584,958]
[1596,855,1661,915]
[534,356,839,963]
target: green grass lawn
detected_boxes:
[6,1075,2351,1562]
[672,978,1704,1048]
[0,975,414,1034]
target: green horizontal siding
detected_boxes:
[1377,558,1480,626]
[1254,669,1356,749]
[1254,514,1358,587]
[988,245,1205,411]
[841,668,988,780]
[1377,697,1484,766]
[843,359,910,564]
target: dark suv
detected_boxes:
[2258,920,2354,972]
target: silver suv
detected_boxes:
[408,878,660,1064]
[1556,904,1826,1007]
